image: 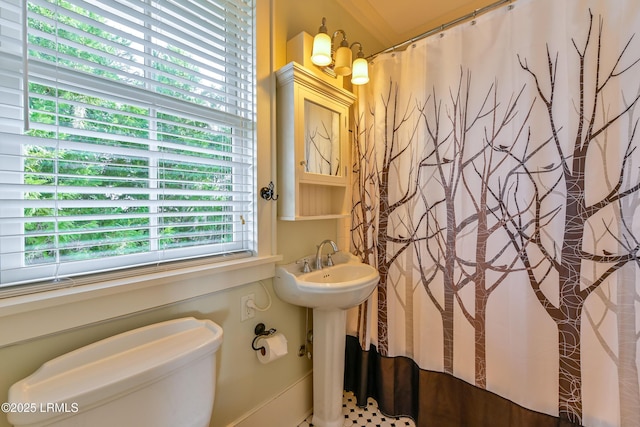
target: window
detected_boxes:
[0,0,255,288]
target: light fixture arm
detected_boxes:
[350,42,365,57]
[332,29,349,48]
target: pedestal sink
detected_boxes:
[273,252,379,427]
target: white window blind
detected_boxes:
[0,0,255,288]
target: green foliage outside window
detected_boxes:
[24,0,238,266]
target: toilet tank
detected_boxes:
[8,317,223,427]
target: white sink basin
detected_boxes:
[274,253,379,310]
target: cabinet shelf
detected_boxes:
[279,214,350,221]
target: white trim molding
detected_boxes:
[228,371,313,427]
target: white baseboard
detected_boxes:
[228,371,313,427]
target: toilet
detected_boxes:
[7,317,223,427]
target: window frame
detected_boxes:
[1,0,261,289]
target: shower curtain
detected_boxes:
[347,0,640,426]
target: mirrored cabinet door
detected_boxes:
[304,100,341,176]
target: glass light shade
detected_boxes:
[311,33,332,66]
[351,57,369,85]
[334,46,352,76]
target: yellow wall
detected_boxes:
[272,0,383,260]
[0,1,380,427]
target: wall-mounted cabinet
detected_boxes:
[275,62,356,220]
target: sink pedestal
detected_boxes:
[311,308,347,427]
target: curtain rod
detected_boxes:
[367,0,514,60]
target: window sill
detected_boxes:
[0,254,282,348]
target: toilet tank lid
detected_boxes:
[8,317,223,425]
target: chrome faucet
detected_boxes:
[315,239,338,270]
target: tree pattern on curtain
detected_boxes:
[350,2,640,426]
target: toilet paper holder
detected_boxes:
[251,323,276,356]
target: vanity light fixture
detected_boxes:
[311,17,369,85]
